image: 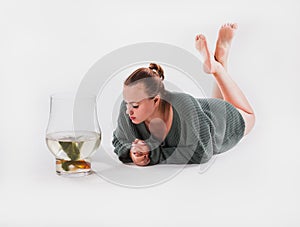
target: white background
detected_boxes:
[1,0,300,226]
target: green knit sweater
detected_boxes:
[112,91,245,165]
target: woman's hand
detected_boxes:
[130,139,150,166]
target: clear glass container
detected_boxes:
[46,92,101,176]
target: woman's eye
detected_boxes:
[132,105,139,109]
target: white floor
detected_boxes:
[1,0,300,226]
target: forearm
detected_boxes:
[149,145,200,164]
[213,67,254,114]
[112,135,132,163]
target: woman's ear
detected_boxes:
[154,95,160,103]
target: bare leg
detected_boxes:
[195,29,255,136]
[212,83,224,99]
[195,34,214,74]
[214,23,238,71]
[212,23,238,99]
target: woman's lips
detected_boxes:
[130,116,136,120]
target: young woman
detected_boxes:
[112,23,255,166]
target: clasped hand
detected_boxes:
[130,139,150,166]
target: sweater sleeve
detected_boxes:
[112,102,136,163]
[112,134,132,163]
[149,145,202,164]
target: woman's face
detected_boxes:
[123,83,158,124]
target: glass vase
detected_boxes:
[46,92,101,176]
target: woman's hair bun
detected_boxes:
[149,63,164,80]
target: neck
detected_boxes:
[145,108,165,125]
[144,104,173,141]
[144,104,172,126]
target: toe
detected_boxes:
[195,34,205,41]
[199,34,206,40]
[231,23,238,29]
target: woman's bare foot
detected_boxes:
[214,23,238,69]
[195,34,221,74]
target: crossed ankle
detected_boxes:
[212,62,226,75]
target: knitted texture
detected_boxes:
[112,91,245,164]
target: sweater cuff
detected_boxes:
[145,135,163,165]
[118,143,132,163]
